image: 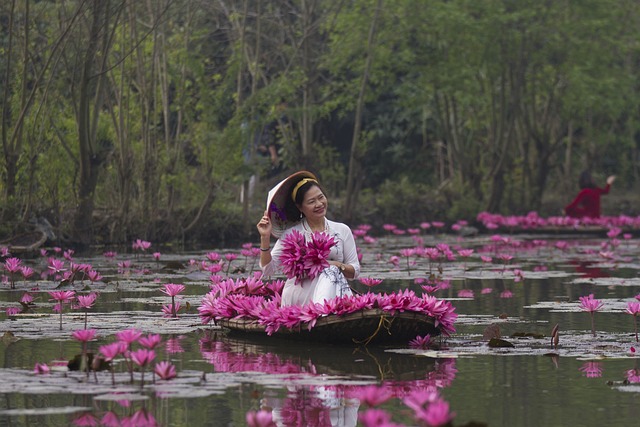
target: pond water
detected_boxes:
[1,230,640,426]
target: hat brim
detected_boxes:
[266,170,317,238]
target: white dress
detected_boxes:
[261,218,361,306]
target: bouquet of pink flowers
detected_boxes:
[280,230,336,283]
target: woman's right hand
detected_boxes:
[606,175,616,185]
[257,210,272,237]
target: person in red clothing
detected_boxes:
[564,171,615,218]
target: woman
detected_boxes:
[564,171,615,219]
[256,171,360,306]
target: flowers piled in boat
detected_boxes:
[197,276,457,336]
[280,230,336,283]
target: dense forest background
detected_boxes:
[1,0,640,249]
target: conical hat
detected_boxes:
[266,170,318,238]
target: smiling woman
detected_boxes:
[256,171,361,306]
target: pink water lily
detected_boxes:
[76,293,98,329]
[154,361,177,380]
[115,328,142,345]
[132,239,151,251]
[579,294,604,337]
[415,398,456,427]
[358,409,398,427]
[48,290,76,330]
[139,334,162,349]
[359,277,383,288]
[409,334,433,349]
[280,230,335,283]
[33,362,50,374]
[131,348,156,386]
[626,301,640,341]
[246,410,276,427]
[131,348,155,367]
[161,283,185,318]
[350,385,393,406]
[72,329,97,342]
[4,257,22,288]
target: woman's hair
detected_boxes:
[284,179,325,220]
[579,170,596,189]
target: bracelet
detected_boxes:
[260,247,270,252]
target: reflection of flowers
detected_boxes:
[280,230,335,284]
[579,361,603,378]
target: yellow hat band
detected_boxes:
[291,178,318,202]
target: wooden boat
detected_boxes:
[217,308,440,346]
[1,230,47,254]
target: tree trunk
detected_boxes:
[73,0,118,246]
[343,0,382,221]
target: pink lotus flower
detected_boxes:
[457,289,474,298]
[4,257,22,288]
[100,342,125,362]
[409,334,433,349]
[5,307,20,316]
[72,329,97,343]
[48,290,76,330]
[359,277,383,288]
[351,385,393,406]
[579,294,604,337]
[162,302,182,318]
[161,283,185,297]
[132,239,151,251]
[20,266,34,281]
[76,293,97,329]
[131,348,156,385]
[206,252,221,262]
[358,409,399,427]
[115,328,142,345]
[415,399,456,427]
[161,283,185,318]
[33,362,50,374]
[71,412,98,427]
[139,334,162,349]
[47,258,66,278]
[280,230,336,283]
[246,410,276,427]
[20,292,33,304]
[154,361,177,380]
[131,348,156,367]
[626,369,640,383]
[87,270,102,283]
[152,252,162,261]
[626,301,640,342]
[304,231,336,278]
[76,293,97,309]
[500,290,514,298]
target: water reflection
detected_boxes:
[199,333,457,426]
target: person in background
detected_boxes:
[256,100,289,178]
[256,171,360,306]
[564,170,615,218]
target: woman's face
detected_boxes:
[297,185,328,221]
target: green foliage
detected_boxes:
[355,175,446,231]
[2,0,640,244]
